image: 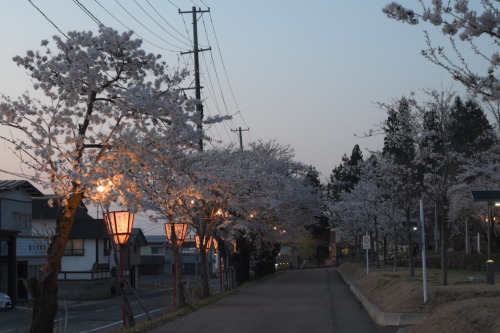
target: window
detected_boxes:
[64,239,84,256]
[151,246,163,255]
[104,239,111,256]
[12,212,31,230]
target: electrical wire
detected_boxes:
[28,0,69,39]
[199,52,235,143]
[144,0,193,45]
[114,0,188,51]
[167,0,180,10]
[206,11,251,131]
[94,0,179,53]
[73,0,103,26]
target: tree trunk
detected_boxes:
[393,223,398,272]
[441,216,449,286]
[406,215,415,277]
[172,244,186,307]
[200,249,210,298]
[25,193,83,333]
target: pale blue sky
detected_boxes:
[0,1,476,183]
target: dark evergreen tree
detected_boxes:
[327,144,363,203]
[383,97,415,166]
[382,97,419,276]
[449,97,495,157]
[304,166,329,266]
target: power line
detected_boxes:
[114,0,188,51]
[179,6,211,151]
[94,0,179,53]
[28,0,68,39]
[167,0,180,10]
[73,0,103,26]
[206,11,250,131]
[231,127,249,151]
[144,0,193,45]
[201,18,233,119]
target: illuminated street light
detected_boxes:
[470,190,500,285]
[103,210,135,327]
[195,235,213,253]
[103,211,135,245]
[164,223,188,247]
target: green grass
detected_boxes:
[382,273,400,279]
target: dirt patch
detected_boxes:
[338,263,500,332]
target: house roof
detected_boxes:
[145,234,168,245]
[32,196,108,239]
[0,180,44,197]
[130,228,147,246]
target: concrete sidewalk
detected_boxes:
[149,267,402,333]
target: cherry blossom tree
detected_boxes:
[383,1,499,102]
[0,27,207,332]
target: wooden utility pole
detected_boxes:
[231,127,249,151]
[180,7,210,151]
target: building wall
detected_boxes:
[61,238,97,271]
[0,192,33,236]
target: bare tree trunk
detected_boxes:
[24,193,83,333]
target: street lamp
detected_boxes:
[195,235,213,253]
[104,211,135,245]
[165,222,188,246]
[164,222,188,308]
[103,210,135,327]
[470,190,500,285]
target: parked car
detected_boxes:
[0,292,12,309]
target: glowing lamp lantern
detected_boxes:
[103,211,135,245]
[213,238,219,253]
[164,223,188,247]
[195,235,213,253]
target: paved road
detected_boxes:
[0,288,172,333]
[150,267,402,333]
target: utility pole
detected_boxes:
[180,7,210,151]
[231,127,249,151]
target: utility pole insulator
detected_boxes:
[180,6,210,151]
[231,127,250,151]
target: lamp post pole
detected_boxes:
[120,244,126,326]
[103,210,135,327]
[487,203,492,260]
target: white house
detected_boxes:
[31,197,116,299]
[0,180,44,306]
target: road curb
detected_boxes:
[336,268,429,326]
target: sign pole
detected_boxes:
[420,199,428,303]
[362,233,370,275]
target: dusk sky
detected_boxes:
[0,0,479,184]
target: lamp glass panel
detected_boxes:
[165,223,188,247]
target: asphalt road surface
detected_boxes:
[0,287,173,333]
[149,268,402,333]
[0,268,403,333]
